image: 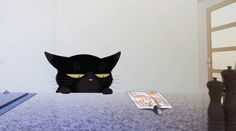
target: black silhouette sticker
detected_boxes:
[45,51,121,94]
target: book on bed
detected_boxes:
[127,91,172,115]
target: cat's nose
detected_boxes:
[89,79,93,82]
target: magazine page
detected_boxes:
[127,91,155,109]
[149,91,172,109]
[127,91,172,109]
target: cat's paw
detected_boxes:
[56,87,71,94]
[102,88,113,95]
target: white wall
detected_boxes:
[0,0,56,92]
[198,0,224,93]
[0,0,199,93]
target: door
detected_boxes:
[207,0,236,81]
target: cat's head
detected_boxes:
[45,51,121,93]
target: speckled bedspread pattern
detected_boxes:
[0,93,208,131]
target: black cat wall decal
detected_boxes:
[45,51,121,94]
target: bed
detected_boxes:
[0,93,208,131]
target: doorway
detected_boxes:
[207,0,236,81]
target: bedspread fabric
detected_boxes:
[0,93,208,131]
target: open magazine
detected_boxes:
[127,91,172,109]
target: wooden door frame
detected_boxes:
[207,0,236,80]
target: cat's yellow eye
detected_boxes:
[95,74,110,78]
[66,74,85,78]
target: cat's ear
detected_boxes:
[103,51,121,71]
[44,52,69,70]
